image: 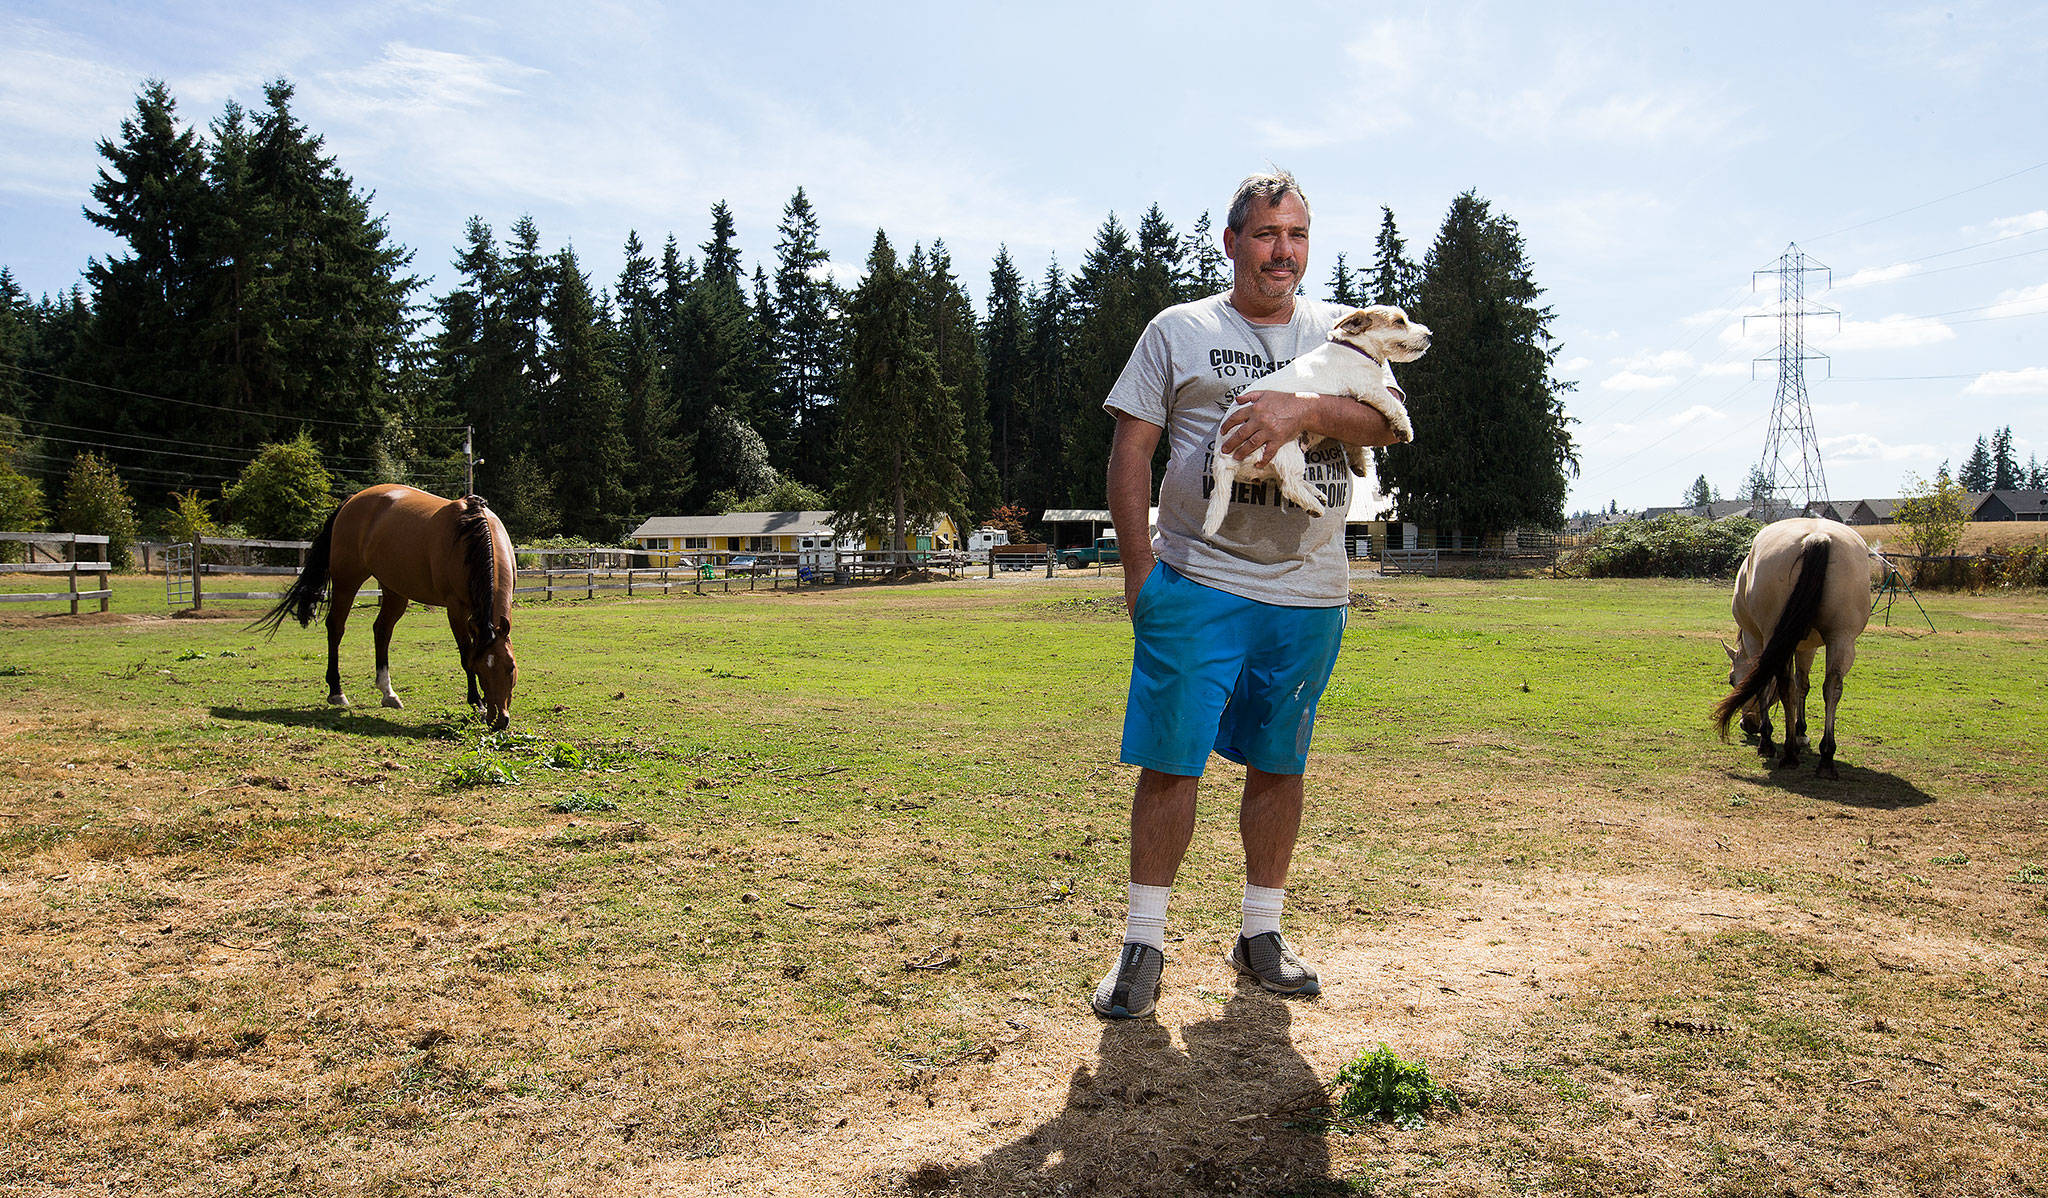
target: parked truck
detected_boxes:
[1061,536,1121,570]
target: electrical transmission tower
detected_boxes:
[1745,244,1839,521]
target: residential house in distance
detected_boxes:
[627,510,961,566]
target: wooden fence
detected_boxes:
[0,532,112,613]
[156,540,1021,610]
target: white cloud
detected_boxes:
[1601,370,1678,392]
[1701,361,1752,377]
[1822,433,1945,463]
[1982,281,2048,319]
[1988,210,2048,236]
[1558,356,1591,372]
[0,17,140,200]
[1671,405,1726,425]
[1835,263,1920,289]
[1964,367,2048,396]
[1811,314,1956,352]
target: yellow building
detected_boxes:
[627,511,960,565]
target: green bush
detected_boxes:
[1564,515,1761,578]
[223,434,334,540]
[58,452,139,568]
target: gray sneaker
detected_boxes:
[1228,931,1322,996]
[1091,942,1164,1019]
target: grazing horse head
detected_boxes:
[471,616,516,731]
[1722,641,1771,739]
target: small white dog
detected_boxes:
[1201,305,1431,538]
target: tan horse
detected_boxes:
[1714,518,1872,779]
[254,485,517,729]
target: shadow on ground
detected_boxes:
[901,988,1338,1197]
[1719,763,1935,809]
[207,705,463,741]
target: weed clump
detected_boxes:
[444,750,519,789]
[1329,1043,1462,1130]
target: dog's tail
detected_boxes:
[249,507,338,636]
[1714,536,1830,738]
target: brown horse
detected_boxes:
[254,485,517,730]
[1714,518,1872,779]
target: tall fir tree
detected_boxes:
[76,80,211,475]
[771,188,841,488]
[909,240,996,520]
[538,249,631,539]
[1182,210,1230,295]
[980,247,1031,502]
[1063,214,1146,507]
[1022,260,1074,514]
[833,231,965,551]
[1369,206,1419,309]
[1990,425,2020,491]
[1326,253,1361,306]
[1375,191,1577,536]
[1959,436,1993,492]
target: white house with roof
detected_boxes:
[627,510,961,566]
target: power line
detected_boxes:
[10,412,458,470]
[1803,159,2048,244]
[0,362,467,431]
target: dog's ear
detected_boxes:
[1335,308,1378,335]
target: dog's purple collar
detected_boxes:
[1328,335,1384,365]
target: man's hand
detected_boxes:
[1220,390,1317,465]
[1122,548,1156,615]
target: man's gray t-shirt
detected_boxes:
[1103,293,1399,607]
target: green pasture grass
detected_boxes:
[0,571,2043,1195]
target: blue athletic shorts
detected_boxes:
[1120,561,1348,777]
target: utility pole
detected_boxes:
[1745,244,1838,521]
[464,425,476,496]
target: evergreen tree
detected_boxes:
[1134,204,1190,311]
[538,249,632,540]
[771,188,841,488]
[2027,454,2045,491]
[618,314,694,516]
[1369,206,1419,309]
[1376,191,1578,536]
[1181,211,1230,295]
[1958,436,1993,492]
[0,270,30,418]
[614,230,659,329]
[1326,253,1361,306]
[700,200,744,288]
[1990,425,2019,491]
[1685,474,1716,508]
[833,231,966,551]
[1064,214,1146,507]
[76,80,210,464]
[430,217,526,503]
[1021,261,1074,513]
[909,241,996,519]
[980,247,1031,501]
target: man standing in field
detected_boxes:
[1093,171,1407,1019]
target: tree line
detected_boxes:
[0,79,1577,553]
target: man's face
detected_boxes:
[1223,193,1310,303]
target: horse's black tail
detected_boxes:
[249,507,339,636]
[1715,537,1831,737]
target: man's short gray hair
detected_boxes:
[1226,171,1311,233]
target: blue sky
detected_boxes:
[3,0,2044,512]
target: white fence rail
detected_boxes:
[0,532,112,613]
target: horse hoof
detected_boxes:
[381,695,404,710]
[1816,762,1839,781]
[327,694,349,708]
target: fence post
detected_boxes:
[192,533,205,611]
[587,568,594,600]
[68,534,79,616]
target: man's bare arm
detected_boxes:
[1220,390,1401,465]
[1107,412,1163,612]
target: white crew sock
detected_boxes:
[1241,883,1285,939]
[1122,882,1172,951]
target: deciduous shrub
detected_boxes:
[1564,515,1761,578]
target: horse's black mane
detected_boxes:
[457,495,500,649]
